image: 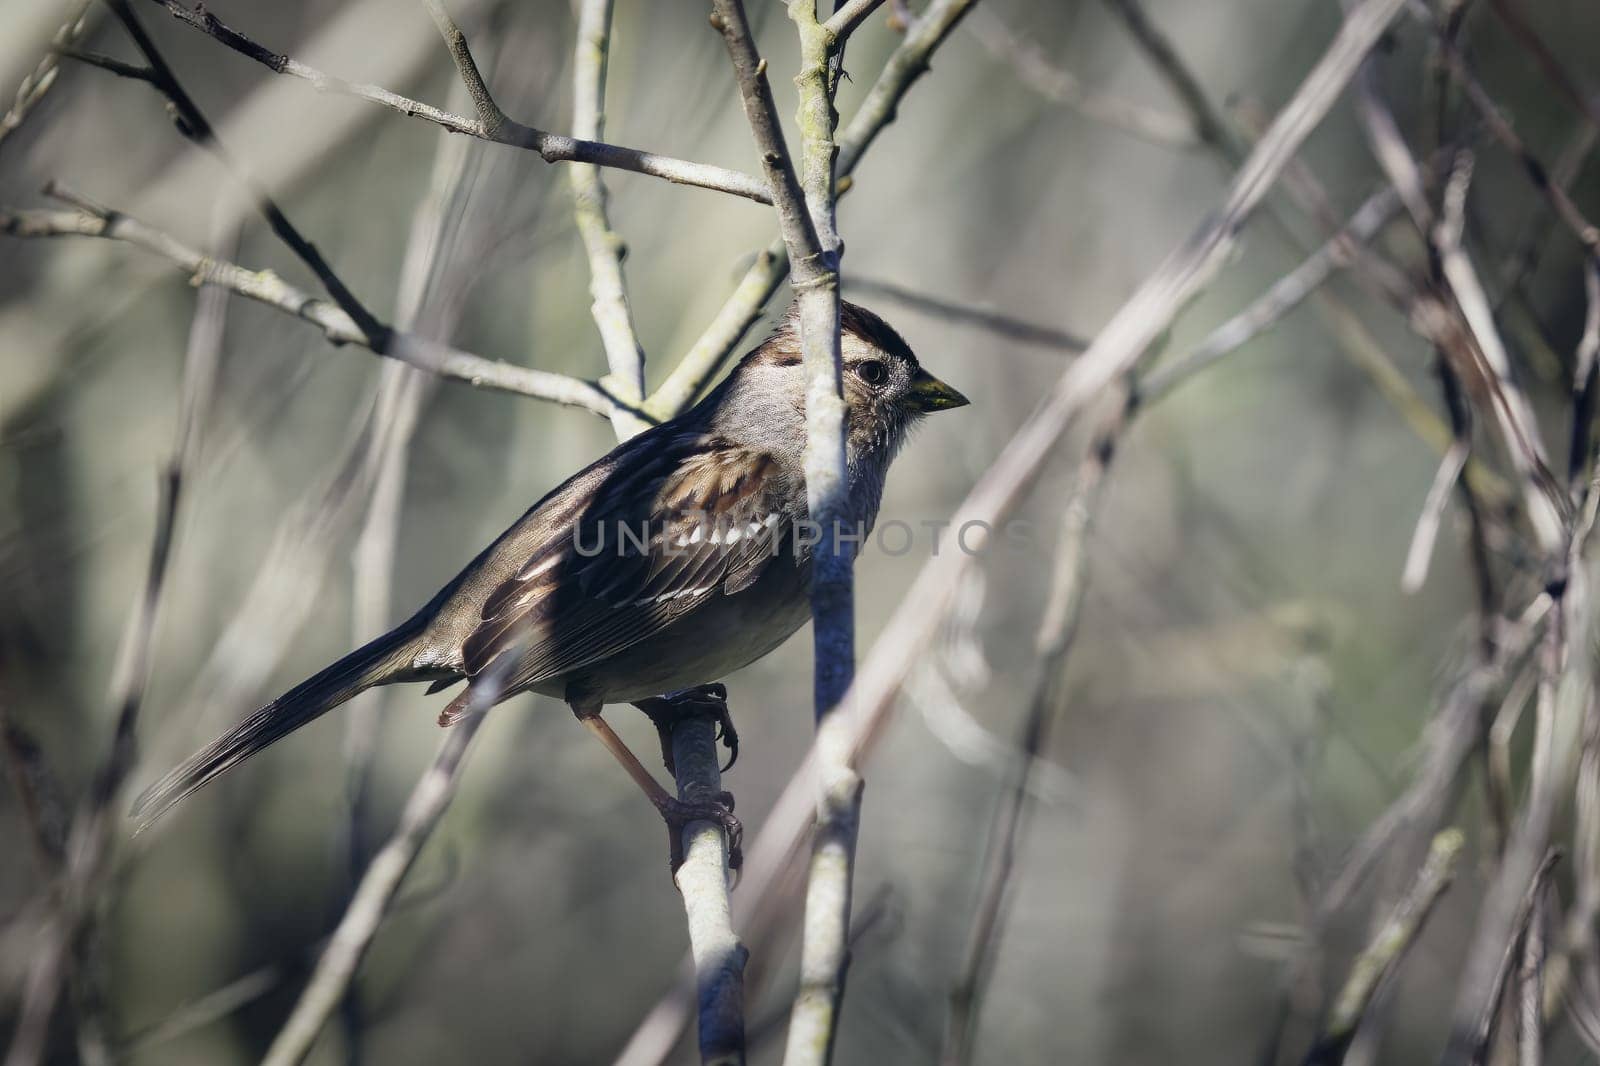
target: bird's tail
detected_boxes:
[131,622,427,829]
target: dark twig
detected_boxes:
[98,0,389,350]
[1407,0,1600,265]
[1100,0,1242,160]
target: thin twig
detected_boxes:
[0,201,623,418]
[1304,829,1465,1065]
[1407,0,1600,263]
[964,7,1198,149]
[1140,183,1403,400]
[260,704,492,1066]
[613,12,985,1060]
[705,3,858,1061]
[569,0,649,439]
[137,0,773,204]
[844,276,1089,353]
[1519,876,1547,1066]
[939,393,1128,1066]
[3,194,233,1066]
[0,1,97,153]
[97,0,389,350]
[1100,0,1242,159]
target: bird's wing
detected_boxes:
[461,435,796,692]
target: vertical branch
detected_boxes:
[570,0,650,439]
[783,6,857,1065]
[671,716,749,1066]
[702,3,858,1062]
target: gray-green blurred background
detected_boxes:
[3,1,1598,1063]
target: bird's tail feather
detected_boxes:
[131,623,426,829]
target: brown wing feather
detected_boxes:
[460,436,792,693]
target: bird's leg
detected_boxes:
[571,705,742,871]
[631,683,740,775]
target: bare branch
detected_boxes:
[1408,0,1600,263]
[137,0,773,204]
[569,0,649,439]
[940,394,1127,1066]
[0,201,623,418]
[845,276,1089,352]
[0,1,96,152]
[101,0,390,349]
[1305,829,1465,1064]
[1140,183,1403,400]
[821,0,886,42]
[703,3,857,1061]
[1100,0,1241,160]
[261,705,490,1066]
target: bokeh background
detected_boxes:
[3,0,1599,1063]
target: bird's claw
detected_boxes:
[633,683,740,776]
[657,789,743,873]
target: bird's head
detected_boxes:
[727,299,968,463]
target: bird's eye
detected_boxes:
[854,360,888,387]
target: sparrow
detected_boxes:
[132,300,968,860]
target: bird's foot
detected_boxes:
[633,683,740,775]
[655,789,743,873]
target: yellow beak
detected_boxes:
[904,368,970,413]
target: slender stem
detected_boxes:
[136,0,773,204]
[261,711,489,1066]
[1305,829,1465,1064]
[2,199,233,1066]
[0,202,623,418]
[569,0,649,439]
